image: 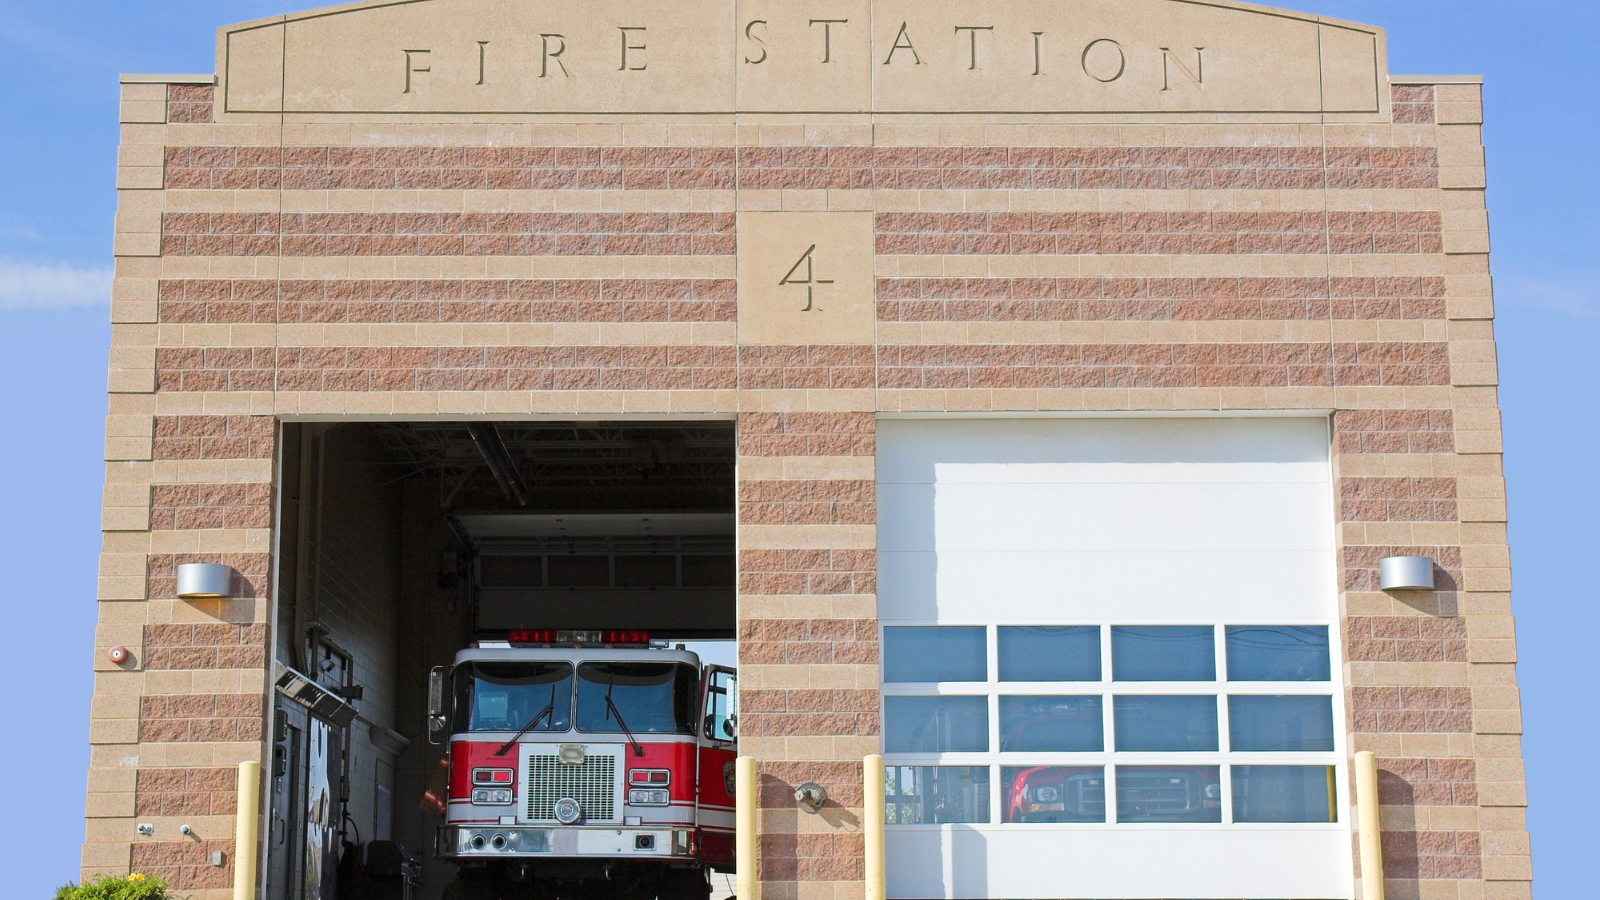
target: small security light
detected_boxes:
[176,563,234,599]
[1378,556,1435,592]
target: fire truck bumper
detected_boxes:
[439,825,696,860]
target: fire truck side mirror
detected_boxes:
[427,666,448,743]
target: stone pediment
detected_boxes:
[219,0,1385,118]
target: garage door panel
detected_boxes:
[929,482,1333,552]
[921,459,1331,485]
[875,483,936,552]
[887,828,1350,899]
[898,550,1337,623]
[877,417,1329,485]
[878,551,936,618]
[876,417,1345,899]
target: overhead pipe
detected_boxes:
[466,422,530,506]
[1355,750,1385,900]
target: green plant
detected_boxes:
[52,873,176,900]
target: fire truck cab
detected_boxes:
[428,633,737,900]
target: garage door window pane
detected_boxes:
[1002,766,1105,823]
[1115,765,1222,823]
[1232,766,1336,823]
[884,627,987,683]
[884,696,990,753]
[885,766,990,824]
[1112,695,1219,751]
[999,696,1104,752]
[1225,626,1330,681]
[1112,626,1216,681]
[1227,695,1335,751]
[998,626,1101,681]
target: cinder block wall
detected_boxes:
[87,72,1528,900]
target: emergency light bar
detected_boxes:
[508,629,652,647]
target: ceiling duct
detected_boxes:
[467,422,531,507]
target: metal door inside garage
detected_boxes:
[875,417,1350,900]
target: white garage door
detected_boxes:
[876,417,1349,900]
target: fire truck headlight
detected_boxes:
[1033,786,1060,803]
[471,788,514,805]
[628,789,671,807]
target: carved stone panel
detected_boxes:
[735,212,875,347]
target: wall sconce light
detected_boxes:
[1378,556,1435,592]
[176,563,235,600]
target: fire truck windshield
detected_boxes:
[452,661,574,733]
[576,662,698,735]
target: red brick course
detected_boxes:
[139,694,265,743]
[156,346,737,393]
[1345,616,1468,663]
[878,276,1446,322]
[1381,830,1481,880]
[1334,408,1456,455]
[1350,686,1473,735]
[163,144,1437,192]
[146,552,270,601]
[738,549,876,596]
[738,618,879,666]
[164,145,741,191]
[739,479,875,525]
[875,211,1443,256]
[736,413,875,458]
[157,278,736,324]
[760,831,864,883]
[868,145,1437,191]
[149,483,272,531]
[165,84,213,124]
[1341,545,1462,593]
[1339,476,1459,523]
[1377,758,1479,806]
[1392,84,1438,125]
[135,766,238,816]
[876,342,1450,389]
[159,212,735,257]
[141,623,269,671]
[741,688,879,737]
[130,839,234,889]
[737,346,875,390]
[759,761,865,809]
[152,415,275,460]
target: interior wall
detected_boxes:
[314,424,405,847]
[394,477,474,895]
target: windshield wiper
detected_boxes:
[605,678,646,757]
[495,684,557,757]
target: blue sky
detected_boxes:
[1,0,1593,895]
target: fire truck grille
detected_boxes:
[1116,771,1197,815]
[525,755,617,822]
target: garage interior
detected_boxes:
[267,420,737,900]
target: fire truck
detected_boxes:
[426,629,737,900]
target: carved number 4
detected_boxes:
[779,244,833,312]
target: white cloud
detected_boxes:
[0,258,112,310]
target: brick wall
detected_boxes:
[89,69,1529,900]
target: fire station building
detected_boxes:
[87,0,1531,898]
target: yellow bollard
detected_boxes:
[1354,751,1384,900]
[863,755,886,900]
[234,760,261,900]
[735,756,759,900]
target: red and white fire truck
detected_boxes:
[426,630,737,900]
